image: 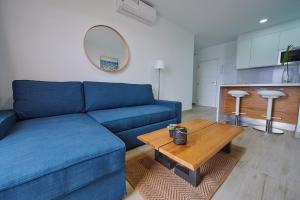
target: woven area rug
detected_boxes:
[126,145,245,200]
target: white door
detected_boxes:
[197,59,219,107]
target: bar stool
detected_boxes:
[254,90,285,134]
[228,90,249,126]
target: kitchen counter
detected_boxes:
[217,84,300,133]
[220,83,300,87]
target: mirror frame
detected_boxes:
[84,25,130,73]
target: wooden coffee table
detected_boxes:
[137,119,243,187]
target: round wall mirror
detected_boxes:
[84,25,129,72]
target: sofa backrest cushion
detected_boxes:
[84,82,155,111]
[13,80,84,120]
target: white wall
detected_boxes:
[0,0,194,110]
[192,50,198,103]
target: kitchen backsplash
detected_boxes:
[236,64,300,84]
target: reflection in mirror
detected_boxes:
[84,25,129,72]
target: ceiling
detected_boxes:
[147,0,300,50]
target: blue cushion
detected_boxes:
[116,118,178,150]
[84,82,155,111]
[0,111,16,140]
[155,100,182,123]
[87,105,175,133]
[0,114,125,199]
[13,80,84,120]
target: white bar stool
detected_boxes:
[228,90,249,126]
[254,90,285,134]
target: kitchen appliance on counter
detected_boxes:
[278,47,300,65]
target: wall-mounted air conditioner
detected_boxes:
[116,0,157,25]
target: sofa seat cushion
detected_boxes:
[87,105,175,133]
[0,114,125,199]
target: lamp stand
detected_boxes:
[154,59,165,100]
[158,68,161,100]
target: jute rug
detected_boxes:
[126,145,245,200]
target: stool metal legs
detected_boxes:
[227,90,249,127]
[254,98,284,135]
[234,115,240,126]
[266,98,273,134]
[232,97,247,127]
[234,97,241,126]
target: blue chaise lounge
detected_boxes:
[0,80,181,200]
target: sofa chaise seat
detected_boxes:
[0,114,125,200]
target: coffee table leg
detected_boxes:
[221,142,232,154]
[155,150,176,169]
[175,165,201,187]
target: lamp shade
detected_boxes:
[154,60,165,69]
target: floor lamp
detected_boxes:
[154,60,165,100]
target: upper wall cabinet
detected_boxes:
[279,27,300,50]
[236,38,252,69]
[236,21,300,69]
[236,33,280,69]
[250,33,280,68]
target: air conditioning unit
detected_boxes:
[116,0,157,25]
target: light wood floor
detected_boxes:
[125,106,300,200]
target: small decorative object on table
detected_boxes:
[167,124,177,137]
[173,127,188,145]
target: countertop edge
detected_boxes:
[220,84,300,87]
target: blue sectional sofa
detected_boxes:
[0,80,181,200]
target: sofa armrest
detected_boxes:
[0,110,16,140]
[155,100,182,123]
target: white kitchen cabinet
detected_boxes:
[279,27,300,50]
[236,20,300,69]
[250,33,280,68]
[236,38,252,69]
